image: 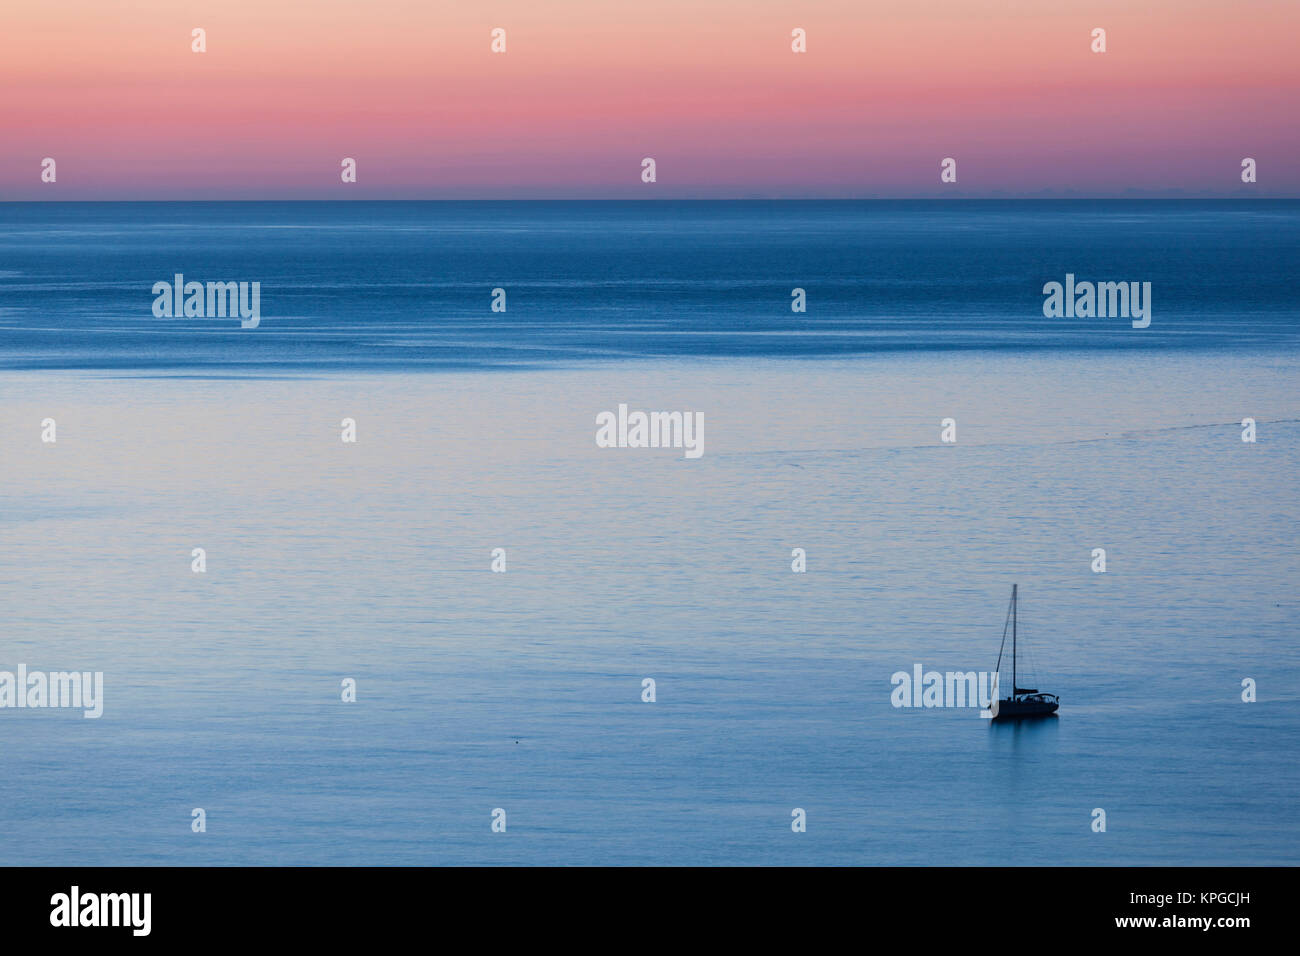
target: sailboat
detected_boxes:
[989,584,1059,719]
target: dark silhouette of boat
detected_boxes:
[990,584,1058,719]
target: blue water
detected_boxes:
[1,200,1298,371]
[0,201,1297,865]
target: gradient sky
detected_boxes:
[1,0,1297,198]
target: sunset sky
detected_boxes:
[1,0,1296,198]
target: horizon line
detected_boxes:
[4,195,1298,204]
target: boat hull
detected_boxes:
[990,697,1058,720]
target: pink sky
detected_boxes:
[1,0,1296,198]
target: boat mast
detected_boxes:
[1012,583,1017,696]
[993,589,1012,688]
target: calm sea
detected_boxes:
[1,201,1296,864]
